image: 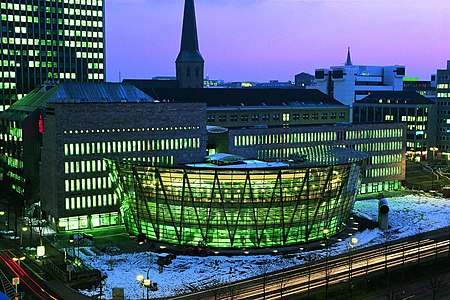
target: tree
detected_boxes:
[255,259,273,299]
[426,273,444,300]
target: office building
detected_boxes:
[353,91,436,161]
[403,78,436,100]
[0,82,206,230]
[315,48,405,115]
[436,60,450,158]
[0,0,105,112]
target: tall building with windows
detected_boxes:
[353,91,436,161]
[0,0,105,112]
[436,60,450,158]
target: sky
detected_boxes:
[105,0,449,83]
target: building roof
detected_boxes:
[137,87,346,107]
[356,91,435,105]
[186,146,368,169]
[0,82,154,121]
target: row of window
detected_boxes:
[370,153,403,165]
[345,129,403,140]
[234,129,403,148]
[65,193,115,212]
[353,141,403,152]
[234,132,337,147]
[1,0,102,11]
[65,159,107,174]
[63,137,201,156]
[366,166,402,178]
[64,156,175,174]
[63,126,199,135]
[208,112,346,123]
[64,176,112,192]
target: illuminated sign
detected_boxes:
[37,245,45,257]
[38,114,44,133]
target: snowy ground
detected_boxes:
[78,194,450,299]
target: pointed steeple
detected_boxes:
[176,0,204,88]
[345,47,353,66]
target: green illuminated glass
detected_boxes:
[108,152,366,249]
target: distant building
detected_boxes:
[436,60,450,158]
[353,91,436,161]
[136,87,350,128]
[0,0,105,112]
[295,72,315,88]
[403,78,436,100]
[315,48,405,119]
[136,86,406,195]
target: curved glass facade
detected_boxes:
[107,148,367,249]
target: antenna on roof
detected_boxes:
[119,70,122,82]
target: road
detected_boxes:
[0,249,59,300]
[172,227,450,299]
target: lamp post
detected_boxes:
[0,211,5,232]
[430,146,438,161]
[323,228,330,300]
[348,237,358,298]
[20,226,28,248]
[12,256,26,267]
[136,274,145,300]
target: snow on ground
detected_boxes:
[79,194,450,299]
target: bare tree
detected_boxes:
[364,257,372,292]
[426,273,444,300]
[385,287,401,300]
[276,270,287,299]
[382,231,392,278]
[255,259,273,299]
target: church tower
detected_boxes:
[176,0,204,88]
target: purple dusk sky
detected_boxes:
[106,0,449,83]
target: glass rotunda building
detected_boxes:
[107,146,367,249]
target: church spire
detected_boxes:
[345,47,353,66]
[176,0,204,88]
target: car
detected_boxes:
[69,232,94,241]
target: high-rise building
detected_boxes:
[315,48,405,119]
[0,0,105,112]
[436,60,450,158]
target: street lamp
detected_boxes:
[136,274,145,300]
[20,227,28,248]
[348,237,358,298]
[430,146,438,161]
[323,228,330,300]
[0,211,4,232]
[12,256,26,267]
